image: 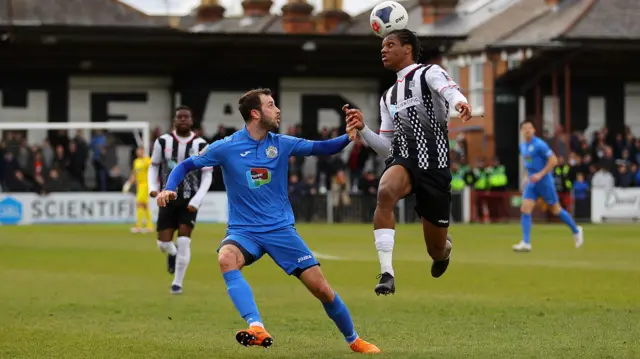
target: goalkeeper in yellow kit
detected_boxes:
[124,147,154,233]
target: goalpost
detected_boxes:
[0,121,151,156]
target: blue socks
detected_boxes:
[224,270,358,344]
[558,209,579,234]
[323,292,358,344]
[521,208,578,245]
[521,213,532,244]
[223,270,262,325]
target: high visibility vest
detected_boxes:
[451,171,466,191]
[554,165,572,190]
[489,165,508,188]
[474,169,488,190]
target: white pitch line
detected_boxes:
[313,253,640,272]
[312,251,344,260]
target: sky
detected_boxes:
[121,0,382,16]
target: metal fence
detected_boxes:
[290,189,595,225]
[290,191,467,224]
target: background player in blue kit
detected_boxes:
[156,88,380,354]
[514,120,584,252]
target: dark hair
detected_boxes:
[238,88,272,123]
[520,120,535,129]
[387,29,422,62]
[174,105,192,116]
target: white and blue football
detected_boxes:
[370,1,409,38]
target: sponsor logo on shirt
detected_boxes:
[246,168,271,189]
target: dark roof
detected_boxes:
[186,15,279,34]
[448,0,640,52]
[171,1,464,39]
[560,0,640,40]
[490,0,591,49]
[347,0,525,38]
[0,0,166,27]
[0,0,461,46]
[416,0,524,37]
[450,0,550,53]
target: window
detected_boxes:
[444,63,460,116]
[448,64,460,85]
[469,59,484,113]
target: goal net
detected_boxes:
[0,121,150,192]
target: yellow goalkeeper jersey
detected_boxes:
[133,156,151,186]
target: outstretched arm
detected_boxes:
[359,127,393,157]
[165,142,222,191]
[309,135,351,156]
[165,157,197,191]
[345,97,393,157]
[283,134,351,157]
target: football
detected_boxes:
[370,1,409,38]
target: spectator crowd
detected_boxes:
[3,123,640,210]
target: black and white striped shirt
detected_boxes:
[380,64,467,170]
[149,131,212,200]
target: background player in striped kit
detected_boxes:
[148,106,213,294]
[346,29,473,296]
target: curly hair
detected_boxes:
[386,29,423,62]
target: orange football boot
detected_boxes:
[235,325,273,348]
[349,338,381,354]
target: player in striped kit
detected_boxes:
[346,29,473,296]
[148,106,213,294]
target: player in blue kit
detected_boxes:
[514,120,584,252]
[156,88,380,354]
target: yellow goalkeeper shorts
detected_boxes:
[136,185,149,204]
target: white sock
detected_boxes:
[157,240,177,256]
[249,321,264,328]
[172,236,191,287]
[374,229,395,277]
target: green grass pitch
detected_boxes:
[1,223,639,358]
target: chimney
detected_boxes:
[242,0,273,17]
[545,0,560,7]
[316,0,350,34]
[281,0,315,34]
[168,16,181,28]
[419,0,458,25]
[195,0,225,24]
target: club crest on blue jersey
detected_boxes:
[266,145,278,158]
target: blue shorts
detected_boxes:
[522,176,559,205]
[219,226,319,277]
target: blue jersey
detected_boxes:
[520,136,553,179]
[189,127,328,232]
